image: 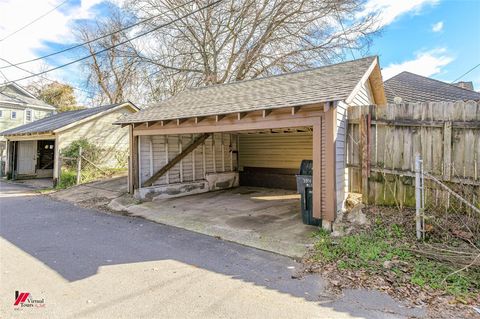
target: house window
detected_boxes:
[11,111,17,119]
[26,109,32,122]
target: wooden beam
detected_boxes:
[146,121,159,128]
[237,112,247,120]
[216,114,225,122]
[132,122,143,128]
[177,118,188,125]
[291,106,301,115]
[262,109,272,118]
[142,133,211,187]
[195,117,205,124]
[161,120,171,126]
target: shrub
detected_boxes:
[61,139,102,167]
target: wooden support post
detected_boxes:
[443,121,452,181]
[137,135,142,187]
[312,118,322,221]
[192,134,196,180]
[179,137,183,182]
[323,109,337,226]
[177,118,187,125]
[291,106,301,115]
[221,134,225,172]
[165,136,169,184]
[76,146,82,185]
[142,133,211,187]
[216,115,225,122]
[212,134,216,173]
[149,137,154,177]
[229,134,233,171]
[128,125,139,193]
[202,142,206,178]
[237,112,247,120]
[262,109,272,118]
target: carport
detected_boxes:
[116,57,385,229]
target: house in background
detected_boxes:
[1,102,139,185]
[384,71,480,103]
[0,82,57,161]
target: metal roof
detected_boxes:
[384,71,480,103]
[117,56,378,124]
[1,102,132,136]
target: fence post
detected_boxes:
[76,146,82,185]
[415,154,423,240]
[443,121,452,181]
[360,106,371,204]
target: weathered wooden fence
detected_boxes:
[347,101,480,210]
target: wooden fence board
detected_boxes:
[347,101,480,209]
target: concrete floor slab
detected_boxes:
[112,187,319,258]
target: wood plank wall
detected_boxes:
[138,133,237,186]
[347,101,480,209]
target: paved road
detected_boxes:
[0,181,423,318]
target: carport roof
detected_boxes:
[116,56,380,124]
[1,102,135,136]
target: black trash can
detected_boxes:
[296,160,321,226]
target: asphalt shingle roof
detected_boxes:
[1,103,124,136]
[117,56,377,124]
[384,71,480,103]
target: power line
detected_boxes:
[450,63,480,84]
[0,57,94,95]
[0,0,196,70]
[0,0,69,42]
[5,0,224,84]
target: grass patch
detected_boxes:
[312,223,480,298]
[56,169,77,189]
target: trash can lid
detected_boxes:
[299,160,313,175]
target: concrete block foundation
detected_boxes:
[135,172,239,201]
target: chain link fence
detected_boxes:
[415,155,480,267]
[58,140,128,189]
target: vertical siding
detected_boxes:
[336,80,374,212]
[139,133,237,186]
[58,107,133,167]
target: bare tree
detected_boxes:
[126,0,379,87]
[75,4,145,105]
[78,0,379,103]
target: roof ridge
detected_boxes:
[185,56,377,92]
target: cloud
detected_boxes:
[0,0,106,100]
[359,0,439,28]
[382,48,454,79]
[432,21,443,32]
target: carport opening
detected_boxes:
[136,126,315,224]
[236,127,313,191]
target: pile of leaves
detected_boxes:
[303,206,480,318]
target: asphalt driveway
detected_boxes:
[0,181,423,318]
